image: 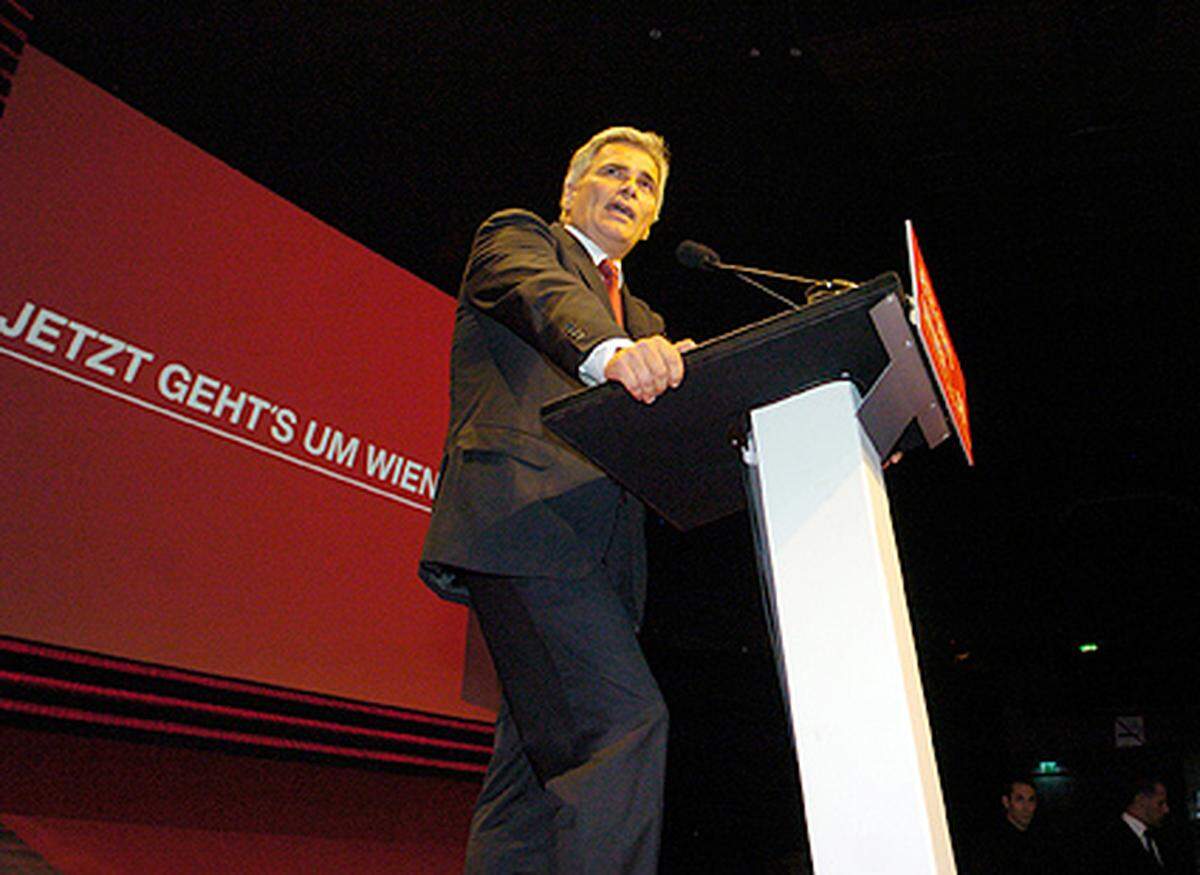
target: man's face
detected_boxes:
[1132,783,1170,829]
[1002,782,1037,831]
[564,142,660,260]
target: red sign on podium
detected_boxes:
[906,220,974,465]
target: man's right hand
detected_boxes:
[604,335,696,404]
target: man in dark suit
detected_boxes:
[967,777,1066,875]
[420,127,693,873]
[1094,775,1176,874]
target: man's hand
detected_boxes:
[604,336,697,404]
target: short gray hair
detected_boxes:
[559,126,670,223]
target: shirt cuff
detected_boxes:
[578,337,634,386]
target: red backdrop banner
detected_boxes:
[0,48,486,720]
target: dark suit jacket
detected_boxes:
[419,209,665,605]
[1092,818,1168,874]
[967,820,1066,875]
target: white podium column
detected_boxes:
[745,380,955,874]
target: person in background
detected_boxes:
[969,777,1066,875]
[1094,775,1182,874]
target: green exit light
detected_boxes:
[1078,642,1099,653]
[1037,761,1061,774]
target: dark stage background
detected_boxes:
[10,1,1200,871]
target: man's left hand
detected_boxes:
[604,336,696,404]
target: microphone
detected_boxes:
[675,240,859,310]
[676,239,721,271]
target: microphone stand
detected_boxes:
[711,262,859,309]
[730,271,806,311]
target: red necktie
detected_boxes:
[598,259,624,328]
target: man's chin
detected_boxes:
[595,227,636,253]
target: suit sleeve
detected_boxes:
[461,210,644,376]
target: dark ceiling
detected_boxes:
[17,1,1200,865]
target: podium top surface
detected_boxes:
[542,273,903,531]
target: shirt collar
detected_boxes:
[1121,811,1149,839]
[565,224,622,284]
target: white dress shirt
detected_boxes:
[1122,812,1163,866]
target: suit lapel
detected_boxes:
[552,223,608,300]
[552,222,654,338]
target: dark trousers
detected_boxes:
[462,566,668,874]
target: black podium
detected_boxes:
[544,273,959,873]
